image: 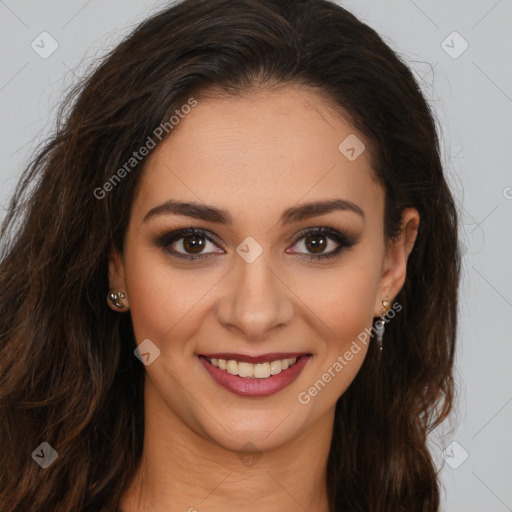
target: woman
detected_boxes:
[0,0,460,510]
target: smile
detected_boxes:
[198,354,312,397]
[205,356,298,379]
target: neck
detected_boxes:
[119,381,334,512]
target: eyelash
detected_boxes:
[152,225,357,262]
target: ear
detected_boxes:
[107,247,129,311]
[374,207,420,315]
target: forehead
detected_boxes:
[133,85,383,225]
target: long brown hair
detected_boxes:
[0,1,460,510]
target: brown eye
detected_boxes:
[181,234,206,254]
[154,226,357,262]
[303,234,328,254]
[288,226,358,261]
[154,227,224,260]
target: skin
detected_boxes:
[110,84,419,512]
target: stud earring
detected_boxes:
[375,299,391,351]
[108,290,127,309]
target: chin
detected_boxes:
[197,406,309,454]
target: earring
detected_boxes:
[108,290,127,309]
[375,299,391,351]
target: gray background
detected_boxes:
[1,1,511,511]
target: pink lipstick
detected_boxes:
[198,353,312,397]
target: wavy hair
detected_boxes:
[0,0,460,510]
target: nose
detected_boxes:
[215,253,295,341]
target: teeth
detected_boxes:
[269,360,282,375]
[238,361,255,378]
[254,362,270,379]
[206,357,298,379]
[226,360,238,375]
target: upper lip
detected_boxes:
[199,352,311,364]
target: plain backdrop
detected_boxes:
[0,1,511,511]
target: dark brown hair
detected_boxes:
[0,0,460,510]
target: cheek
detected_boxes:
[298,266,379,405]
[300,258,381,347]
[123,246,203,344]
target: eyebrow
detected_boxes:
[143,198,365,225]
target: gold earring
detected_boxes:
[380,300,391,317]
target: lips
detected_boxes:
[198,353,313,397]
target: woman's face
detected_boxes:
[109,85,418,453]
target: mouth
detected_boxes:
[202,354,305,378]
[198,353,312,397]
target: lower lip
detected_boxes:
[198,355,312,397]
